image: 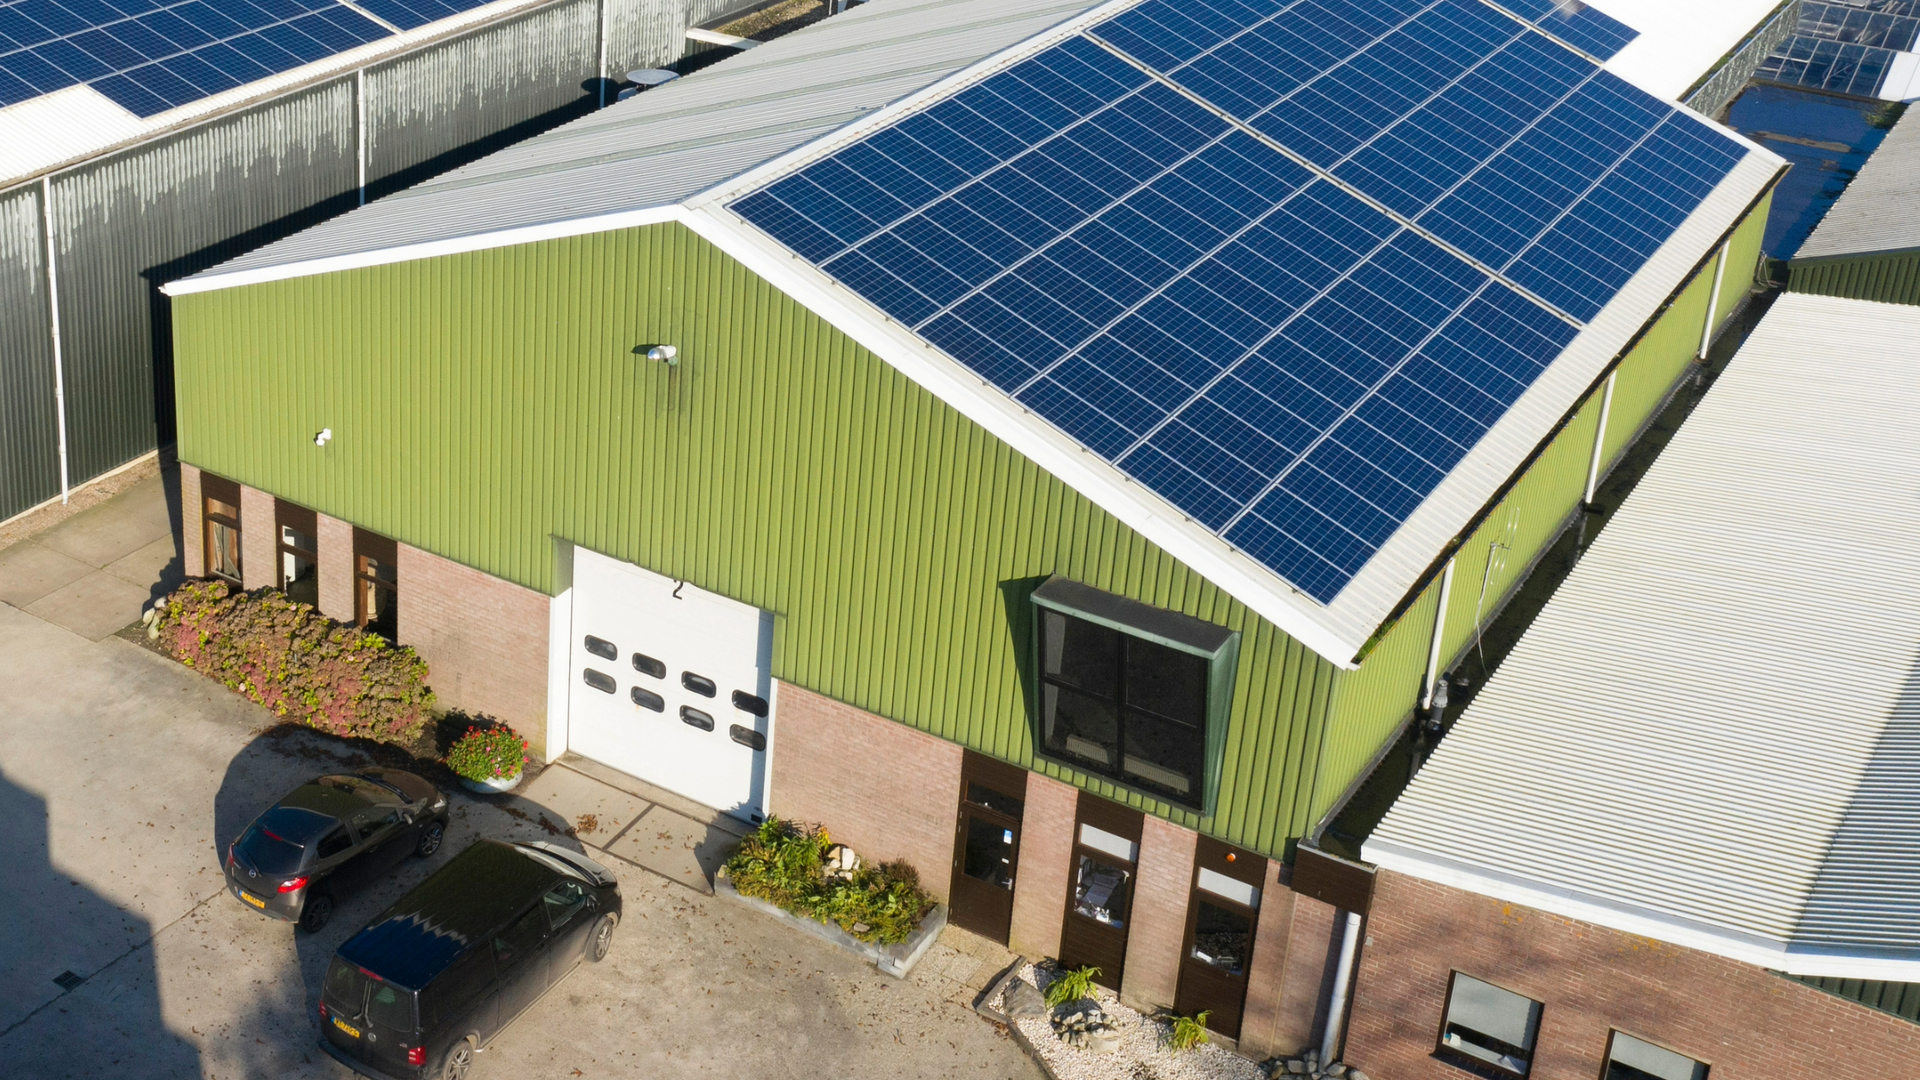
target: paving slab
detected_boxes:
[514,762,652,845]
[0,540,96,608]
[24,570,152,640]
[103,535,183,593]
[33,475,173,569]
[605,804,737,895]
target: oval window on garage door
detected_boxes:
[582,669,616,694]
[584,636,617,660]
[682,672,717,697]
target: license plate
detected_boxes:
[332,1016,361,1039]
[240,891,265,910]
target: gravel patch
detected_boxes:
[992,964,1265,1080]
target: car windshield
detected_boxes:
[235,809,320,876]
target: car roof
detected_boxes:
[335,840,557,991]
[251,805,337,846]
[278,781,375,822]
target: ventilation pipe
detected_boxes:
[1319,910,1365,1063]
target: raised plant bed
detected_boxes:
[713,865,947,978]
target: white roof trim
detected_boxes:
[161,204,681,295]
[1368,842,1920,982]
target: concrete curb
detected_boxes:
[972,960,1065,1080]
[712,868,946,978]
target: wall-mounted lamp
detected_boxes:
[643,344,679,366]
[314,428,333,447]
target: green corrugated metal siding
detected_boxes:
[1786,974,1920,1025]
[1716,191,1771,327]
[1309,202,1771,820]
[172,221,1339,857]
[1788,250,1920,306]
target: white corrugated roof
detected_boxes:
[1592,0,1784,101]
[1794,108,1920,261]
[1365,293,1920,981]
[0,0,550,190]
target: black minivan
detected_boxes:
[319,839,620,1080]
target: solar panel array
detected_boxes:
[0,0,492,117]
[732,0,1747,603]
[1483,0,1638,62]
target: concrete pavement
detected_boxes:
[0,490,1039,1079]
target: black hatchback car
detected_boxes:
[319,839,620,1080]
[224,768,449,932]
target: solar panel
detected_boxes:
[0,0,396,117]
[1482,0,1640,61]
[355,0,492,33]
[731,0,1744,602]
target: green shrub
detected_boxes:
[724,818,935,945]
[156,579,434,743]
[446,725,528,781]
[1167,1011,1211,1052]
[1044,965,1101,1008]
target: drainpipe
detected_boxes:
[355,68,368,206]
[1420,560,1455,713]
[41,175,70,504]
[1320,910,1364,1063]
[1582,372,1615,508]
[1697,240,1729,360]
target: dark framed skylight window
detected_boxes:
[1030,577,1238,813]
[1436,972,1542,1077]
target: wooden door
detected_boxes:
[1057,793,1142,990]
[947,752,1026,944]
[1173,836,1267,1039]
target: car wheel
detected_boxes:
[440,1037,475,1080]
[298,893,333,934]
[415,821,445,858]
[587,912,617,963]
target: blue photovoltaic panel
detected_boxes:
[0,0,392,116]
[1483,0,1639,61]
[355,0,491,33]
[733,0,1745,602]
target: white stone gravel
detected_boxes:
[993,964,1266,1080]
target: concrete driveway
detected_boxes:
[0,489,1038,1078]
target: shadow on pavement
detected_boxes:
[0,769,200,1077]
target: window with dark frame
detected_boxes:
[353,528,398,641]
[201,474,242,585]
[275,499,319,608]
[1604,1032,1708,1080]
[1436,972,1542,1077]
[1030,578,1236,811]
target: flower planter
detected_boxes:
[459,773,523,794]
[714,866,946,978]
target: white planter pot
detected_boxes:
[460,773,523,794]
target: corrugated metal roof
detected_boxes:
[1365,293,1920,981]
[1795,108,1920,261]
[180,0,1109,278]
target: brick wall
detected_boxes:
[1276,891,1341,1058]
[1008,773,1077,959]
[179,464,202,579]
[316,513,354,623]
[239,484,274,591]
[1121,814,1197,1013]
[395,542,550,755]
[1237,859,1300,1058]
[1348,871,1920,1079]
[767,682,963,902]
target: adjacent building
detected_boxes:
[162,0,1789,1052]
[1353,292,1920,1077]
[1786,105,1920,306]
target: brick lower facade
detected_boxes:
[316,512,354,622]
[1007,772,1077,959]
[1238,859,1300,1058]
[239,484,274,591]
[766,681,965,903]
[1121,814,1198,1014]
[1347,870,1920,1079]
[179,464,202,579]
[395,541,550,754]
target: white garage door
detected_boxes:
[567,547,774,822]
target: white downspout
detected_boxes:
[1582,372,1615,507]
[1320,910,1364,1063]
[41,175,70,504]
[355,68,368,206]
[1697,241,1729,360]
[1420,560,1455,711]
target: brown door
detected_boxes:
[947,751,1026,944]
[1057,793,1142,990]
[1174,836,1267,1039]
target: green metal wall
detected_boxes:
[1788,249,1920,306]
[173,221,1340,857]
[1309,200,1771,824]
[1785,974,1920,1025]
